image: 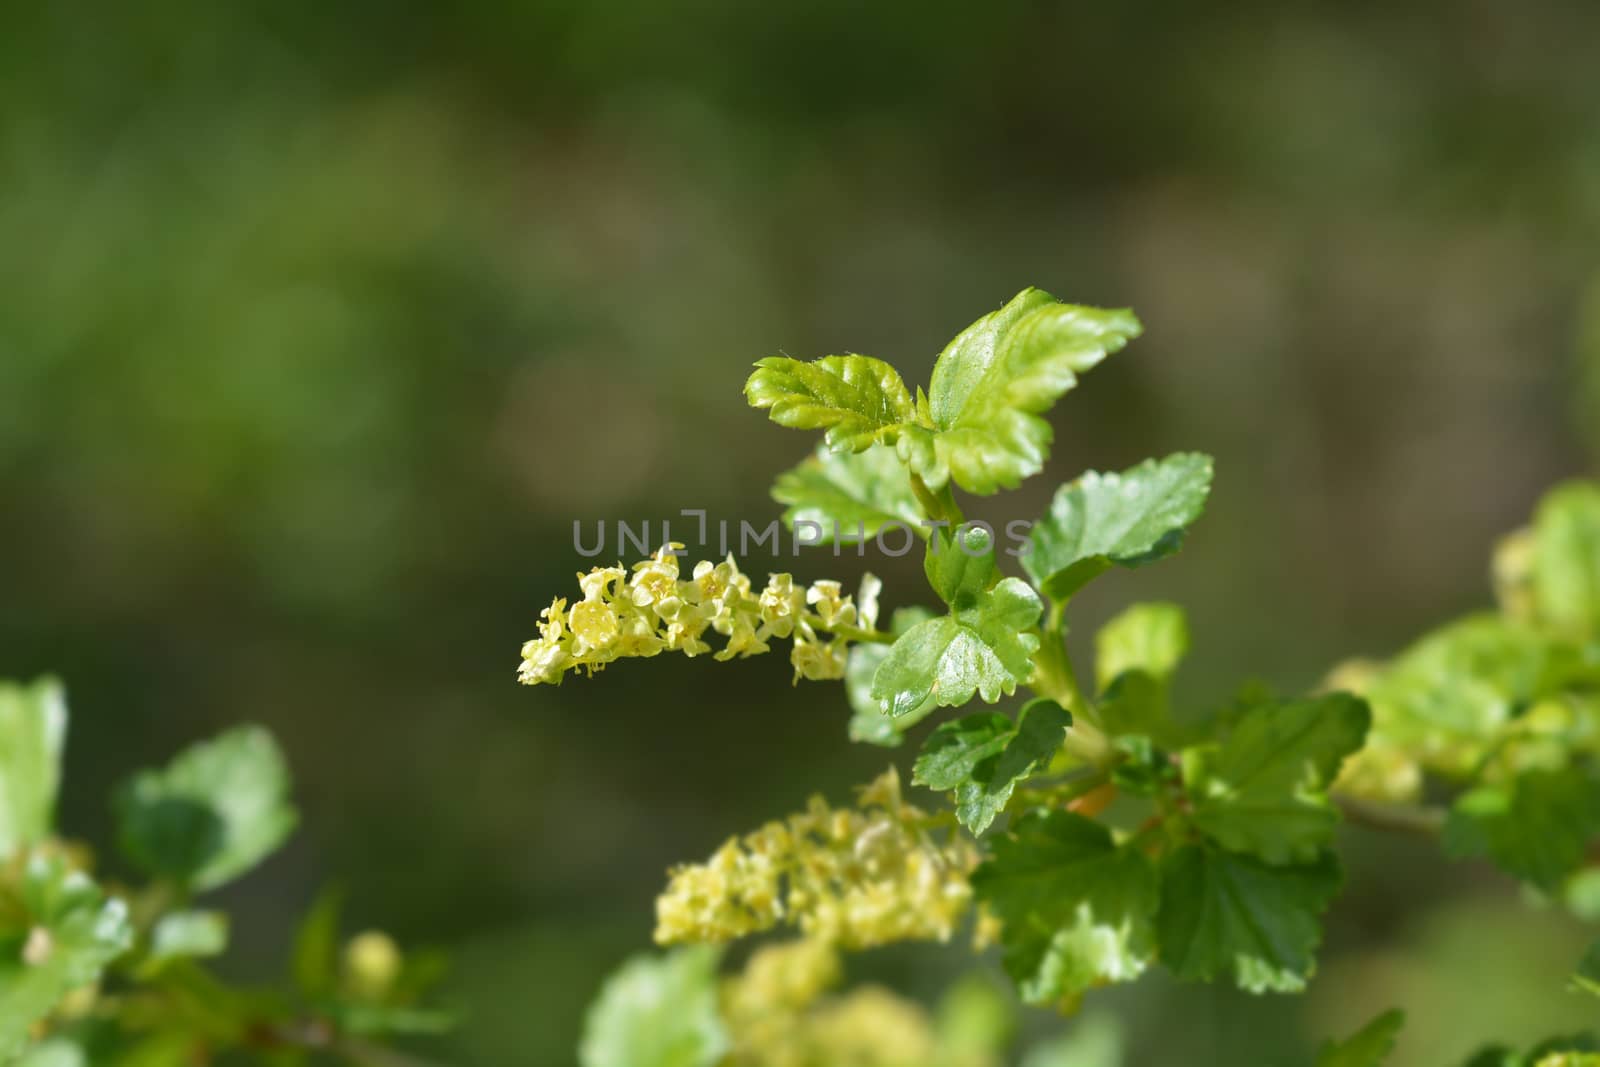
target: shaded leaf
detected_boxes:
[1185,693,1371,864]
[1444,765,1600,892]
[1156,844,1340,993]
[913,701,1072,833]
[972,811,1158,1008]
[116,726,298,892]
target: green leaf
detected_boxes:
[1098,672,1182,750]
[1317,1009,1405,1067]
[1094,603,1192,749]
[115,726,298,892]
[1533,482,1600,640]
[913,701,1072,833]
[870,579,1042,717]
[771,443,922,542]
[1364,615,1563,777]
[845,607,936,745]
[972,811,1158,1008]
[1185,693,1371,864]
[0,678,67,859]
[910,289,1142,494]
[0,855,134,1061]
[578,947,728,1067]
[914,713,1015,791]
[1443,765,1600,892]
[1156,843,1341,992]
[147,909,229,966]
[1095,603,1189,692]
[1021,453,1214,602]
[923,525,1004,608]
[744,354,915,452]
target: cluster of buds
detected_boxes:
[654,768,978,950]
[517,545,882,687]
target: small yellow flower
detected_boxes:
[806,580,856,629]
[791,638,847,682]
[569,599,620,653]
[576,564,626,601]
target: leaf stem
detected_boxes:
[909,471,964,528]
[1030,602,1110,766]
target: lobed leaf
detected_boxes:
[1443,764,1600,893]
[771,443,922,542]
[1156,843,1341,993]
[912,289,1142,494]
[1022,453,1214,602]
[1184,693,1371,864]
[115,726,298,892]
[745,354,915,452]
[972,811,1158,1008]
[1363,615,1567,779]
[912,700,1071,833]
[870,579,1042,717]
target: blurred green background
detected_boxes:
[5,2,1600,1063]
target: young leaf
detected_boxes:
[1364,615,1562,777]
[0,855,134,1061]
[870,579,1042,717]
[115,726,299,892]
[1021,453,1214,602]
[912,289,1142,495]
[1443,764,1600,892]
[1094,603,1189,692]
[971,811,1158,1008]
[913,701,1072,833]
[1185,693,1371,864]
[745,354,915,452]
[1156,844,1341,993]
[0,678,66,860]
[772,444,922,542]
[578,947,729,1067]
[1532,482,1600,641]
[1316,1009,1405,1067]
